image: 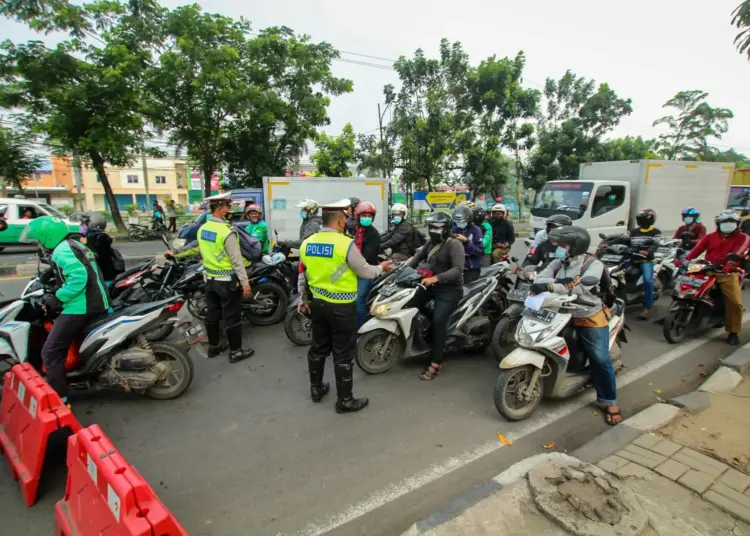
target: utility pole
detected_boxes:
[377,103,391,179]
[141,152,151,208]
[71,156,84,211]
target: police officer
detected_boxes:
[198,192,254,363]
[298,198,393,413]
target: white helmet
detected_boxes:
[295,199,319,213]
[491,203,507,213]
[390,203,408,217]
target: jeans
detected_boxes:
[576,325,618,406]
[426,286,463,364]
[356,277,372,328]
[640,261,654,309]
[308,299,357,400]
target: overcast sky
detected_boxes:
[2,0,750,155]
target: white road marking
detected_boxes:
[299,314,750,535]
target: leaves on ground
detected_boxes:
[497,433,513,446]
[543,443,556,449]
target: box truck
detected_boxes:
[529,160,734,248]
[262,176,391,242]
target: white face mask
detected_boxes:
[719,222,738,234]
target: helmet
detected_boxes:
[547,226,591,258]
[471,207,485,225]
[636,208,656,228]
[716,209,740,229]
[390,203,408,217]
[355,201,377,218]
[295,199,319,213]
[245,203,262,214]
[545,214,572,231]
[19,216,71,250]
[681,207,700,222]
[453,205,472,229]
[465,201,475,209]
[425,211,453,242]
[207,192,232,208]
[349,197,361,208]
[491,203,507,214]
[85,213,107,232]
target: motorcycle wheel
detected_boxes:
[145,343,194,400]
[663,310,690,344]
[187,289,208,321]
[493,365,543,421]
[245,282,288,326]
[128,228,143,242]
[284,309,312,346]
[490,316,519,363]
[143,323,175,342]
[356,329,405,374]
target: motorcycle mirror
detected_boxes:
[579,276,599,286]
[598,233,607,240]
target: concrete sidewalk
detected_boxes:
[402,346,750,536]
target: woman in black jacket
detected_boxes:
[354,202,381,327]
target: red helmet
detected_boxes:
[355,201,376,219]
[245,203,261,214]
[636,208,656,227]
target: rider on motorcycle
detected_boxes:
[673,207,706,246]
[472,207,493,267]
[678,210,750,346]
[452,205,484,283]
[353,201,381,328]
[523,214,573,269]
[20,217,110,403]
[84,213,123,284]
[612,208,661,320]
[242,204,270,255]
[286,199,322,249]
[380,203,420,262]
[490,204,515,263]
[529,226,621,425]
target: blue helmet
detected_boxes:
[681,207,700,222]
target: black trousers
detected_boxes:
[168,217,177,232]
[426,286,463,365]
[204,278,244,350]
[463,268,481,284]
[41,314,93,398]
[308,298,357,400]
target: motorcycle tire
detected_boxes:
[494,365,543,421]
[490,316,519,363]
[284,309,312,346]
[187,289,208,321]
[128,228,143,242]
[663,310,690,344]
[245,282,288,326]
[145,343,194,400]
[356,329,405,374]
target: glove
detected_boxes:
[42,294,63,313]
[529,282,552,295]
[556,277,576,287]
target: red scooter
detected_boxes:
[662,253,744,344]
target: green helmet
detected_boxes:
[20,216,71,250]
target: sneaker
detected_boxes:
[727,333,740,347]
[311,383,330,403]
[229,348,255,363]
[335,397,369,414]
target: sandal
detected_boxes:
[420,364,441,381]
[605,405,623,426]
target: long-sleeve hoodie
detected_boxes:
[535,256,604,319]
[452,224,484,271]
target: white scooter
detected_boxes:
[356,264,507,374]
[493,276,627,421]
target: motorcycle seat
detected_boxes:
[82,297,177,335]
[459,278,491,304]
[479,263,505,279]
[113,261,154,283]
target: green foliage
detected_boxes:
[653,90,734,161]
[0,124,41,190]
[733,1,750,59]
[311,123,355,177]
[56,204,74,215]
[589,136,661,161]
[355,131,394,178]
[123,203,137,215]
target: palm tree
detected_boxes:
[733,1,750,59]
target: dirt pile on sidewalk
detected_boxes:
[659,379,750,474]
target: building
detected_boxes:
[7,156,77,207]
[81,158,190,211]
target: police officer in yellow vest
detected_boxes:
[299,198,393,413]
[198,193,254,363]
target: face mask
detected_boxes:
[683,217,694,225]
[720,222,737,234]
[359,217,373,227]
[392,216,402,224]
[554,246,567,260]
[457,221,468,229]
[300,210,308,220]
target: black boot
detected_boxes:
[727,333,740,346]
[226,323,254,363]
[334,359,368,413]
[336,397,369,414]
[308,350,327,402]
[207,342,228,358]
[311,383,330,403]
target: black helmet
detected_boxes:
[453,205,472,228]
[85,213,107,232]
[471,207,485,225]
[349,197,361,208]
[426,211,453,243]
[636,208,657,228]
[545,214,572,231]
[547,226,591,258]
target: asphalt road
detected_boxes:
[2,241,748,536]
[0,239,168,265]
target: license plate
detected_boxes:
[185,324,206,344]
[379,285,397,297]
[676,276,702,288]
[522,307,556,323]
[601,254,623,263]
[507,289,530,302]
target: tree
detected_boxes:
[589,136,661,162]
[355,131,395,178]
[311,123,355,177]
[653,90,734,161]
[0,0,162,231]
[526,70,633,189]
[0,124,41,195]
[733,1,750,59]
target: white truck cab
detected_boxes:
[0,197,80,249]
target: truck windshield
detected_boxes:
[531,182,593,220]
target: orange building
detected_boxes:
[7,155,77,207]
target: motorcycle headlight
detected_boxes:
[372,303,391,317]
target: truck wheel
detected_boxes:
[493,365,543,421]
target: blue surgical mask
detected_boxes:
[392,216,402,224]
[457,221,468,229]
[300,210,308,220]
[554,246,567,260]
[359,217,373,227]
[720,222,737,234]
[683,217,694,225]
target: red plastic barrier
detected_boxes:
[0,363,81,506]
[56,424,188,536]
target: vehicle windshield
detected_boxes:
[37,203,66,218]
[394,266,420,284]
[531,182,593,220]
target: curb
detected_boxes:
[0,255,159,279]
[400,344,750,535]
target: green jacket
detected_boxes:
[481,221,493,255]
[53,239,109,315]
[246,220,270,255]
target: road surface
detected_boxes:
[1,241,746,536]
[0,239,168,265]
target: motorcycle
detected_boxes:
[653,238,681,293]
[599,245,662,306]
[662,254,744,344]
[128,223,170,243]
[0,288,198,400]
[493,280,627,421]
[490,265,537,362]
[355,265,504,374]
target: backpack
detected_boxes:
[554,254,616,308]
[233,223,263,262]
[111,247,125,274]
